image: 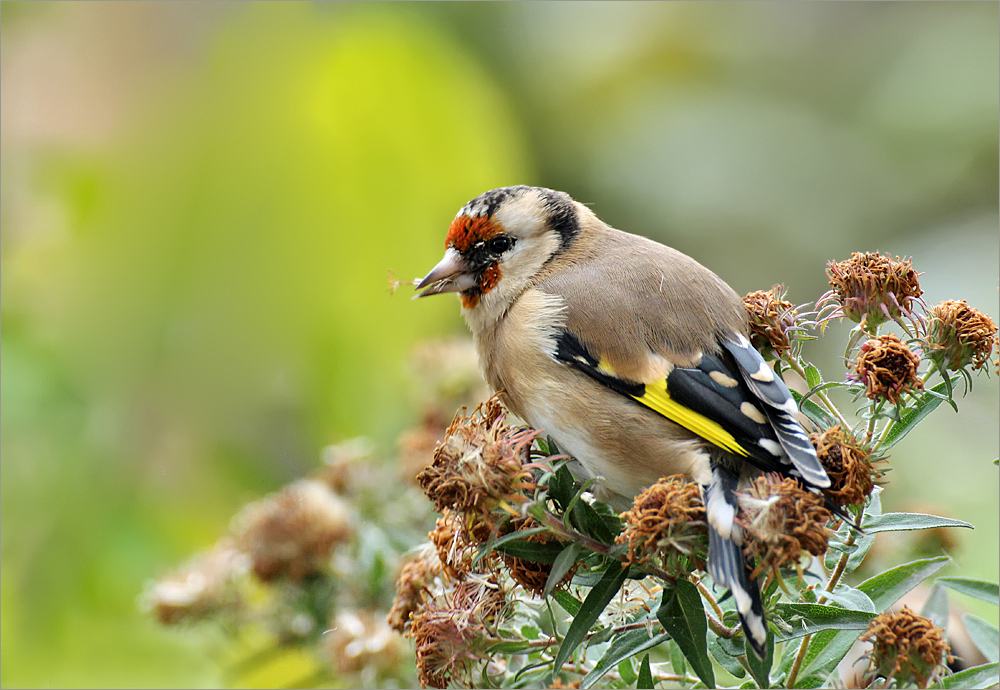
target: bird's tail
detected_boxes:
[703,463,767,658]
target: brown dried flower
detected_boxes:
[738,475,831,577]
[822,252,923,330]
[230,479,353,582]
[388,544,444,633]
[416,396,535,518]
[327,609,404,677]
[616,475,707,578]
[408,574,506,688]
[429,509,495,580]
[809,426,883,508]
[744,285,800,358]
[860,606,953,688]
[851,334,924,405]
[926,299,998,375]
[142,538,248,625]
[500,517,576,596]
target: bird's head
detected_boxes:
[415,186,581,318]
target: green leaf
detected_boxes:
[551,589,583,617]
[862,512,973,534]
[568,495,617,545]
[791,390,839,429]
[772,603,875,641]
[580,628,669,689]
[487,639,535,654]
[804,364,822,389]
[920,584,949,630]
[545,543,583,597]
[937,577,1000,605]
[962,614,1000,663]
[745,630,774,688]
[495,538,566,564]
[637,653,653,689]
[821,585,876,613]
[857,555,949,611]
[548,464,577,510]
[796,628,860,683]
[668,639,686,678]
[941,662,1000,689]
[879,378,958,450]
[655,579,714,688]
[708,631,747,678]
[553,563,629,674]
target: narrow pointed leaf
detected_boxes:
[495,538,566,564]
[920,584,949,630]
[880,378,958,450]
[545,543,583,597]
[937,577,1000,605]
[637,653,653,689]
[962,614,1000,663]
[857,556,949,611]
[656,580,714,688]
[772,603,875,641]
[551,589,583,616]
[580,628,668,689]
[862,512,973,534]
[941,662,1000,689]
[553,563,629,674]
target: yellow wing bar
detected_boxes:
[634,379,749,457]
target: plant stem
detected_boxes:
[692,575,726,623]
[784,357,853,430]
[786,511,864,687]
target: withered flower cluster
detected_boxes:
[860,606,953,688]
[144,479,354,627]
[738,475,831,579]
[743,285,804,358]
[616,475,707,578]
[821,252,924,331]
[926,299,998,375]
[231,479,353,581]
[851,334,924,405]
[810,426,884,509]
[408,574,506,689]
[416,397,536,517]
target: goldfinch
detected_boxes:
[415,185,831,658]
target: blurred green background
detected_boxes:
[1,2,997,687]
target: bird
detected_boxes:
[414,185,831,658]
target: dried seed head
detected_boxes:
[326,609,404,676]
[416,396,534,517]
[861,606,953,688]
[851,334,924,405]
[429,509,495,580]
[230,479,353,582]
[318,437,373,494]
[823,252,923,329]
[388,544,444,633]
[500,517,576,596]
[738,475,831,576]
[926,300,998,374]
[408,574,506,688]
[142,538,249,625]
[616,475,708,578]
[743,285,800,358]
[809,426,884,509]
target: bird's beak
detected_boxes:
[414,248,478,298]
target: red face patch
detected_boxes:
[446,214,501,252]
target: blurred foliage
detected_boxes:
[1,2,996,687]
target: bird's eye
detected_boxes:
[486,236,514,255]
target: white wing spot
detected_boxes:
[759,438,783,456]
[740,402,767,424]
[706,491,735,540]
[750,362,775,382]
[709,371,739,388]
